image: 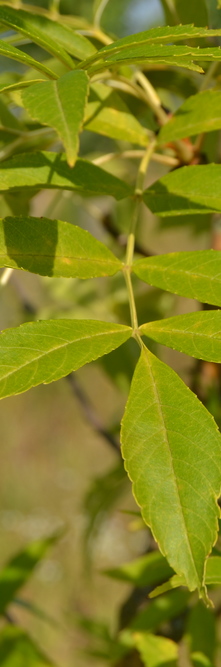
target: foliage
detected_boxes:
[0,0,221,664]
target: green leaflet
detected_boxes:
[89,57,204,76]
[0,152,131,200]
[99,44,221,64]
[0,319,131,399]
[84,82,148,146]
[0,5,75,68]
[130,633,178,667]
[0,535,57,615]
[104,550,173,587]
[22,71,89,167]
[0,627,54,666]
[121,346,221,596]
[159,90,221,143]
[123,589,189,634]
[140,311,221,363]
[142,165,221,216]
[0,41,56,79]
[92,25,221,59]
[133,251,221,307]
[0,215,122,278]
[0,5,96,60]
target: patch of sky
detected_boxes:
[126,0,164,34]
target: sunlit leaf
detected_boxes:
[140,311,221,362]
[121,346,221,596]
[0,215,122,279]
[131,632,178,667]
[85,82,148,146]
[22,71,89,167]
[142,165,221,216]
[159,90,221,143]
[0,319,131,399]
[133,251,221,306]
[0,152,132,200]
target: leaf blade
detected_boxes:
[140,311,221,362]
[159,90,221,143]
[133,251,221,307]
[0,151,132,200]
[121,347,221,594]
[0,319,131,399]
[22,71,89,167]
[85,82,148,146]
[0,215,122,278]
[0,40,56,79]
[142,165,221,216]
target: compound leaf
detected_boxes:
[142,165,221,216]
[0,320,131,399]
[22,71,89,167]
[159,90,221,143]
[0,152,131,200]
[133,251,221,307]
[121,346,221,596]
[0,215,122,279]
[140,311,221,362]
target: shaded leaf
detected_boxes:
[0,319,131,399]
[142,165,221,216]
[159,90,221,143]
[191,652,212,667]
[85,82,148,146]
[104,550,173,587]
[186,600,216,662]
[0,5,75,68]
[0,151,132,200]
[124,589,189,633]
[0,41,56,79]
[0,215,122,278]
[140,311,221,363]
[0,535,57,615]
[133,250,221,307]
[22,71,89,167]
[174,0,208,26]
[121,346,221,595]
[0,627,54,666]
[83,463,126,557]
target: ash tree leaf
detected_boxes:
[0,534,58,615]
[133,250,221,307]
[0,151,131,200]
[140,311,221,363]
[104,550,173,587]
[0,627,55,666]
[84,82,148,146]
[0,319,132,399]
[122,589,189,635]
[22,71,89,167]
[159,90,221,143]
[142,165,221,216]
[186,600,216,664]
[0,41,56,79]
[121,346,221,596]
[0,215,122,279]
[149,557,221,598]
[99,44,221,65]
[0,5,75,68]
[130,632,178,667]
[93,25,221,60]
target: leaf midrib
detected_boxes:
[143,347,200,586]
[0,326,130,382]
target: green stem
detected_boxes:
[124,141,156,336]
[94,0,110,27]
